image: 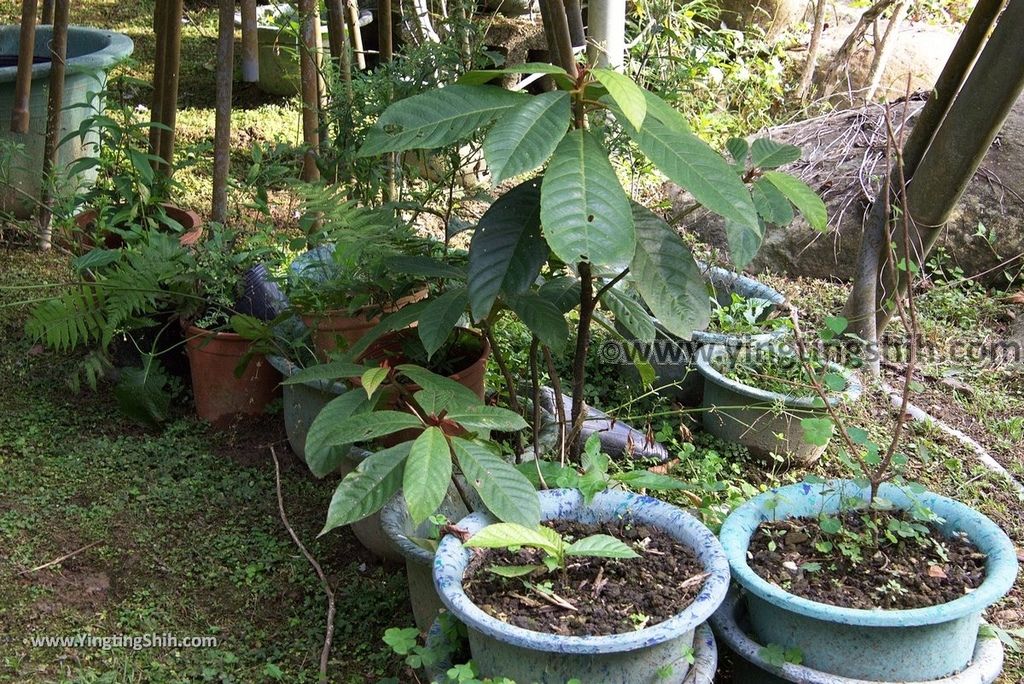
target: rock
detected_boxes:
[673,92,1024,288]
[717,0,806,39]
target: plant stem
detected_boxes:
[568,261,595,461]
[483,323,523,457]
[542,346,568,466]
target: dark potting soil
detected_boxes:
[463,520,707,637]
[748,510,987,610]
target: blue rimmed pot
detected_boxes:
[266,355,347,464]
[433,488,731,683]
[718,480,1018,681]
[696,346,862,465]
[710,586,1006,684]
[621,263,789,407]
[381,490,470,632]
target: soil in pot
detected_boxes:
[747,510,986,611]
[462,519,707,637]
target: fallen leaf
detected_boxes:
[927,565,947,578]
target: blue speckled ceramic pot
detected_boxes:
[710,587,1006,684]
[433,489,731,683]
[719,480,1018,681]
[697,346,862,465]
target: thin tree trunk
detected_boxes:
[40,0,55,23]
[38,0,69,250]
[862,0,909,103]
[240,0,259,82]
[563,0,585,47]
[819,0,897,100]
[378,0,393,63]
[298,0,321,182]
[212,0,234,223]
[538,0,578,77]
[10,0,39,134]
[346,0,367,69]
[796,0,826,101]
[157,0,184,174]
[325,0,352,100]
[149,0,168,161]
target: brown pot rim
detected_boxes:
[357,326,490,380]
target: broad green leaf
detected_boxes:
[751,138,801,169]
[386,255,465,280]
[322,443,410,534]
[446,405,529,432]
[326,411,423,445]
[72,248,120,274]
[726,137,749,165]
[489,564,543,578]
[638,90,691,133]
[593,68,647,129]
[540,129,634,267]
[404,427,454,524]
[517,460,581,489]
[751,178,795,226]
[417,287,469,358]
[824,373,847,392]
[565,534,639,559]
[629,204,710,339]
[282,360,368,385]
[358,85,524,156]
[725,217,765,269]
[458,63,573,89]
[396,364,481,407]
[484,91,571,184]
[305,391,374,477]
[467,179,545,321]
[615,470,692,490]
[452,438,541,527]
[763,171,827,232]
[825,316,849,335]
[361,367,389,398]
[801,417,835,447]
[601,286,656,343]
[537,276,581,314]
[414,388,456,415]
[506,291,571,353]
[619,107,758,235]
[114,361,171,427]
[464,522,560,555]
[345,299,432,359]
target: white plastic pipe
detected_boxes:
[587,0,626,69]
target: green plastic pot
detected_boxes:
[696,346,861,465]
[1,26,133,217]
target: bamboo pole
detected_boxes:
[298,0,321,182]
[149,0,168,160]
[39,0,70,250]
[11,0,39,134]
[240,0,259,82]
[378,0,393,63]
[157,0,184,174]
[212,0,234,223]
[345,0,366,70]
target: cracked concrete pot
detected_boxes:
[697,346,862,465]
[718,480,1018,680]
[433,489,730,683]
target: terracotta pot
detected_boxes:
[71,203,204,253]
[302,287,428,360]
[184,326,282,428]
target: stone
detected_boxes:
[673,92,1024,288]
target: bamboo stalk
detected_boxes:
[345,0,366,69]
[298,0,321,181]
[240,0,259,82]
[212,0,234,223]
[157,0,184,174]
[11,0,39,134]
[39,0,70,250]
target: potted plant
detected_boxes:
[431,487,731,682]
[26,224,282,427]
[696,345,862,465]
[284,185,434,359]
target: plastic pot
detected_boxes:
[184,326,282,428]
[433,489,731,683]
[696,346,862,465]
[423,617,719,684]
[710,587,1005,684]
[381,489,470,631]
[266,354,347,463]
[1,26,133,217]
[718,480,1018,681]
[623,264,787,407]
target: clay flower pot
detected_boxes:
[72,203,204,252]
[302,287,428,360]
[184,326,281,428]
